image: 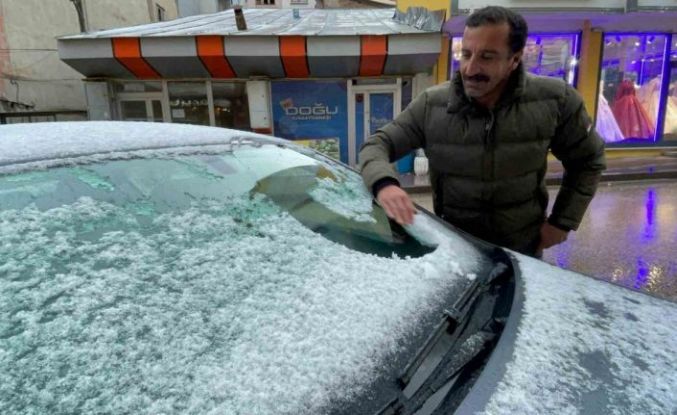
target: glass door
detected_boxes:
[119,99,164,122]
[348,80,401,167]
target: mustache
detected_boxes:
[464,74,490,83]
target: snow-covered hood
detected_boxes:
[458,253,677,414]
[0,121,282,170]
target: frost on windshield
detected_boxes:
[0,194,481,415]
[308,169,376,223]
[482,255,677,415]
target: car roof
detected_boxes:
[0,121,282,169]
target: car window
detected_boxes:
[0,144,485,415]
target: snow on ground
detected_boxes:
[482,254,677,415]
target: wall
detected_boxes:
[455,0,626,11]
[178,0,233,17]
[0,0,84,112]
[0,0,178,116]
[637,0,677,7]
[282,0,316,8]
[84,0,178,31]
[397,0,451,85]
[0,2,9,101]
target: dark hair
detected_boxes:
[465,6,528,54]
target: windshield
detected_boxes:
[0,145,432,258]
[0,144,486,414]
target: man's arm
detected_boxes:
[548,84,607,234]
[358,90,429,224]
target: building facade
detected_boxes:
[57,8,442,167]
[442,0,677,148]
[177,0,236,17]
[0,0,177,123]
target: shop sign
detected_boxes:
[170,99,209,108]
[272,81,348,163]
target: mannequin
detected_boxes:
[596,92,625,143]
[612,79,655,139]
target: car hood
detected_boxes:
[456,253,677,414]
[0,121,283,171]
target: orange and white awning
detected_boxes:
[57,9,443,80]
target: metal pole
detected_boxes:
[654,34,672,143]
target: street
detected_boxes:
[411,179,677,302]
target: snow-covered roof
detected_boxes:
[56,8,444,79]
[59,8,441,38]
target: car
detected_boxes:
[0,121,675,415]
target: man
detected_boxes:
[359,6,606,257]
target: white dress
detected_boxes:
[596,94,625,143]
[638,77,677,135]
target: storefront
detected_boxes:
[271,78,413,165]
[444,5,677,149]
[57,8,443,167]
[449,33,581,86]
[598,33,677,145]
[111,80,251,128]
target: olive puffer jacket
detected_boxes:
[359,66,606,254]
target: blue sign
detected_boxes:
[272,80,348,163]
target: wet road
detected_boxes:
[411,180,677,303]
[543,180,677,303]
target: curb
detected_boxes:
[402,170,677,193]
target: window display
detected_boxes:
[450,33,580,85]
[599,34,668,143]
[596,90,625,143]
[168,82,210,126]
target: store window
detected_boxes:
[168,82,210,126]
[0,112,87,124]
[212,82,250,130]
[598,34,668,144]
[450,33,580,85]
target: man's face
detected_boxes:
[460,23,522,102]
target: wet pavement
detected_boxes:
[543,180,677,303]
[410,180,677,303]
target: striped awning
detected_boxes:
[58,9,443,80]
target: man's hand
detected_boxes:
[537,222,569,256]
[376,184,416,225]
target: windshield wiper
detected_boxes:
[376,248,513,415]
